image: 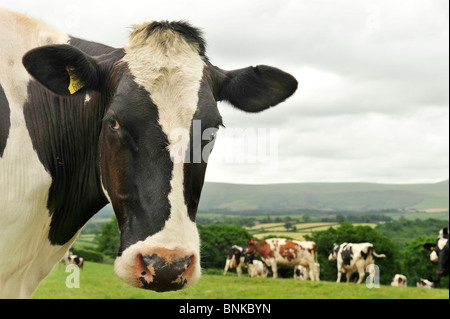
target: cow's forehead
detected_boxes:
[121,22,206,145]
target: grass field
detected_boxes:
[31,261,448,299]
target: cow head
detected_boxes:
[22,21,297,291]
[328,243,339,260]
[246,239,259,255]
[424,227,449,277]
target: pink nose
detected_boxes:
[134,249,195,292]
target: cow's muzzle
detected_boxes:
[137,251,195,292]
[114,245,200,292]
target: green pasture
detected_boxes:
[32,261,448,299]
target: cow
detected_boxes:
[391,274,407,287]
[247,259,269,278]
[223,245,250,277]
[294,263,320,281]
[416,278,434,289]
[0,8,298,298]
[423,227,449,277]
[328,243,386,284]
[68,255,84,270]
[246,238,320,280]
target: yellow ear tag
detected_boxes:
[66,65,85,94]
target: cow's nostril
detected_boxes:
[138,253,193,292]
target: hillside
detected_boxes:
[197,180,449,212]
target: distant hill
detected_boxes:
[94,180,448,219]
[197,180,449,212]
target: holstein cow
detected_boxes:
[391,274,407,287]
[294,263,320,281]
[328,243,386,284]
[223,245,250,277]
[246,238,319,280]
[0,9,298,298]
[416,278,434,289]
[247,259,269,278]
[423,227,449,277]
[68,255,84,270]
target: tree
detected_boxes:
[336,214,346,223]
[198,224,252,269]
[302,214,311,223]
[284,221,293,231]
[96,216,120,259]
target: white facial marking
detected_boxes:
[114,22,205,287]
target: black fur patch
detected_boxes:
[0,83,10,157]
[341,245,353,266]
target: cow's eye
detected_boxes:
[108,118,120,131]
[209,132,216,142]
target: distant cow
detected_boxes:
[244,254,269,278]
[223,245,250,277]
[294,263,320,281]
[416,278,434,289]
[391,274,407,287]
[423,227,449,277]
[328,243,386,284]
[247,238,319,280]
[68,255,84,270]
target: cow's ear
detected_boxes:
[423,243,436,251]
[23,44,101,96]
[210,63,298,113]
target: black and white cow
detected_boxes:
[391,274,407,287]
[68,255,84,270]
[0,9,297,298]
[423,227,449,277]
[328,243,386,284]
[416,278,434,289]
[223,245,251,277]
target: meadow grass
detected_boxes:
[31,262,448,299]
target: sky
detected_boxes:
[2,0,449,185]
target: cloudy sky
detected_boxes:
[3,0,449,185]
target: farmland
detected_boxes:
[32,261,448,299]
[246,222,376,240]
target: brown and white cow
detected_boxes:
[328,242,386,284]
[246,238,319,280]
[0,8,298,298]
